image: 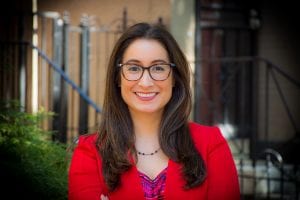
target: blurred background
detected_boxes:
[1,0,299,199]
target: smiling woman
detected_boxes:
[68,22,240,200]
[120,39,174,116]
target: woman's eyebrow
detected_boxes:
[123,59,169,64]
[151,59,169,64]
[123,59,141,64]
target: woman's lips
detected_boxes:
[135,92,157,101]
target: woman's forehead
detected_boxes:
[122,39,169,64]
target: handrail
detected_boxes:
[12,41,102,113]
[198,56,300,88]
[257,56,300,88]
[197,55,300,135]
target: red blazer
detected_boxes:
[68,122,240,200]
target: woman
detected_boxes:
[68,22,240,200]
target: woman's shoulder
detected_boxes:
[71,132,98,151]
[188,121,226,146]
[189,121,214,130]
[188,121,220,134]
[78,132,98,143]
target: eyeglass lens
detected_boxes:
[122,64,172,81]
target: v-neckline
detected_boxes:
[137,166,168,181]
[109,159,191,199]
[131,159,171,198]
[134,156,170,180]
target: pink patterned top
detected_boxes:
[138,168,167,200]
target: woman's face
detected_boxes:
[120,38,173,116]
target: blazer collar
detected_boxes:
[108,159,196,199]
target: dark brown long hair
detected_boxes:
[96,22,206,191]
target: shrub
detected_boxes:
[0,100,68,200]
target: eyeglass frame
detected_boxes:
[117,62,176,81]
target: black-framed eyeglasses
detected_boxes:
[118,63,175,81]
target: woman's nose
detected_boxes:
[138,69,154,87]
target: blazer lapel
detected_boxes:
[164,160,186,199]
[108,165,145,200]
[164,160,206,199]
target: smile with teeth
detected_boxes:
[135,92,157,98]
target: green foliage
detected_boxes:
[0,100,68,200]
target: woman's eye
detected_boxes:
[127,65,141,72]
[152,65,166,72]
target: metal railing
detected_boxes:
[195,55,300,199]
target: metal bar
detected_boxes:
[198,56,300,88]
[266,154,271,200]
[265,63,270,142]
[59,13,70,143]
[270,68,299,134]
[18,14,26,109]
[193,0,202,123]
[259,57,300,88]
[280,164,284,200]
[52,17,64,141]
[22,42,101,113]
[79,15,90,134]
[251,58,259,159]
[41,15,48,111]
[239,158,244,198]
[252,159,257,198]
[251,60,259,200]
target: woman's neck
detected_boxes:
[132,112,162,158]
[130,111,162,138]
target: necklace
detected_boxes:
[137,147,161,156]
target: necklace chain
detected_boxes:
[137,147,161,156]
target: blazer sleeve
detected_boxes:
[206,127,240,200]
[68,135,108,200]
